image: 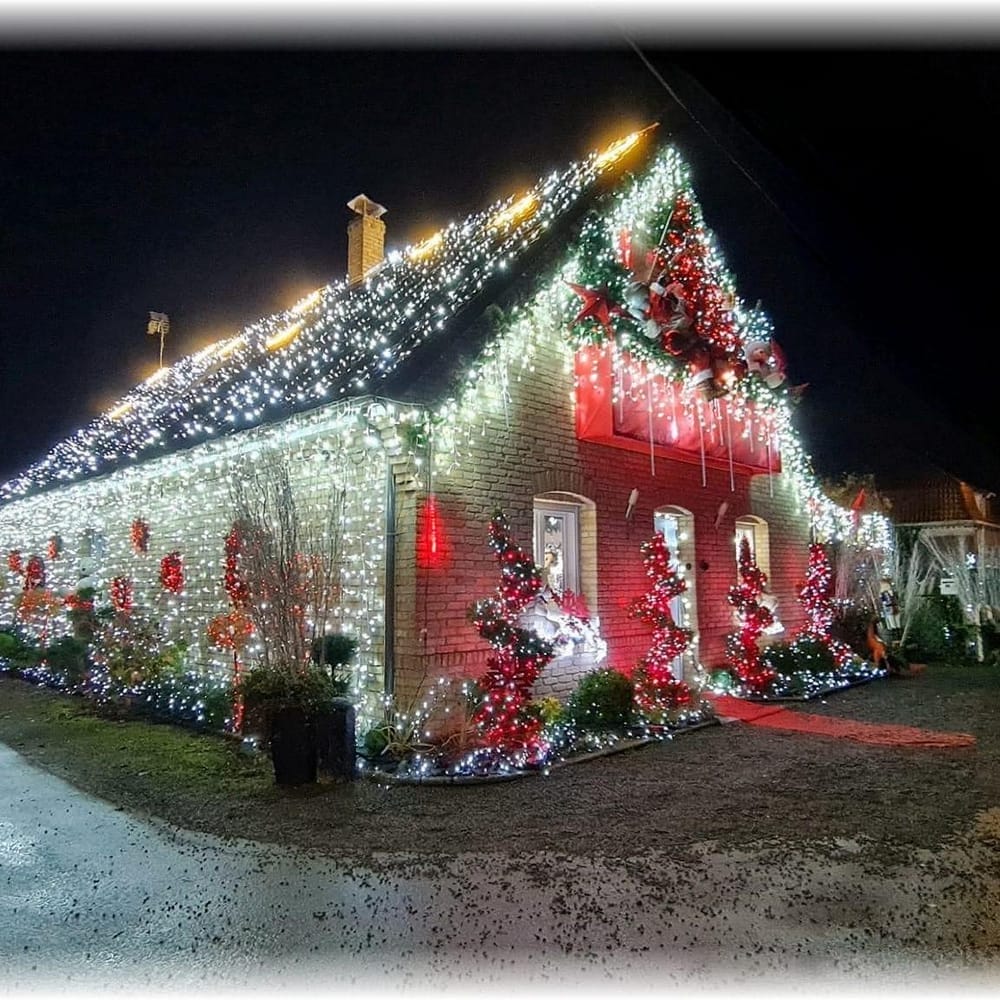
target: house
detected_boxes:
[0,126,893,722]
[879,463,1000,659]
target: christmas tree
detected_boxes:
[470,511,555,762]
[628,531,693,721]
[798,542,854,666]
[726,536,775,695]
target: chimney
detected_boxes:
[346,193,387,286]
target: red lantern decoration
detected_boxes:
[159,551,184,594]
[131,519,150,554]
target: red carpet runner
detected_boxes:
[710,694,976,748]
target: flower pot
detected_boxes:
[315,697,357,781]
[270,706,317,786]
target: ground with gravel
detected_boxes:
[1,664,998,861]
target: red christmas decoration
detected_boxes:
[207,610,253,651]
[47,535,62,561]
[7,550,23,575]
[159,551,184,593]
[628,532,693,721]
[470,511,555,761]
[131,518,150,554]
[63,592,95,613]
[223,525,250,609]
[797,543,855,667]
[565,281,627,339]
[110,575,133,614]
[220,524,253,733]
[554,588,590,621]
[725,537,775,695]
[23,555,46,591]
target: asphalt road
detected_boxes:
[3,742,999,996]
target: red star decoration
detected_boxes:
[565,281,625,339]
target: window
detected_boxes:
[734,515,770,582]
[532,492,597,615]
[534,500,580,597]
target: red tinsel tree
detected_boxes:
[726,537,775,695]
[628,532,693,721]
[798,542,855,667]
[470,511,555,762]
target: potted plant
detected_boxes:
[241,666,337,786]
[310,633,358,780]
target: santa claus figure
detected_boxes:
[744,338,787,388]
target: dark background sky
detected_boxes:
[2,37,999,494]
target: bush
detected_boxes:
[43,636,90,687]
[130,667,235,731]
[905,595,975,663]
[310,633,358,696]
[763,637,838,677]
[0,627,42,673]
[566,668,635,732]
[241,667,337,716]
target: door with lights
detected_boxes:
[652,506,696,683]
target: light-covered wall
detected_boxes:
[0,401,390,704]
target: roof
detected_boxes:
[0,127,658,505]
[880,464,999,526]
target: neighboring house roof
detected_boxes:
[1,129,658,505]
[880,464,999,527]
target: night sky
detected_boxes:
[2,44,999,494]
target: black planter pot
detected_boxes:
[270,706,317,786]
[314,697,357,781]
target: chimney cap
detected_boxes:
[347,194,387,219]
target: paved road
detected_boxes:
[2,742,998,995]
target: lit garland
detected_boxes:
[628,531,693,722]
[726,537,775,695]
